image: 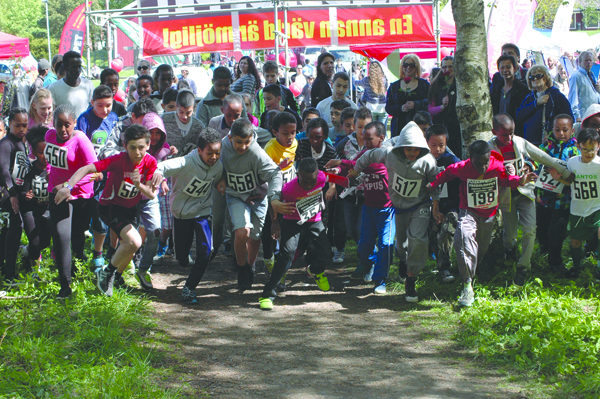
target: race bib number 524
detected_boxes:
[227,172,257,194]
[466,177,498,209]
[44,143,68,170]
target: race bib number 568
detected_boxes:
[227,172,257,194]
[467,178,498,209]
[572,180,599,201]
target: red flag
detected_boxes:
[59,2,91,55]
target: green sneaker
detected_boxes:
[259,297,273,310]
[307,265,330,292]
[264,256,275,279]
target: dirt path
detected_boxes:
[147,252,525,399]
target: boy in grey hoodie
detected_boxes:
[222,119,282,290]
[352,121,441,302]
[151,128,226,303]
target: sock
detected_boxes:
[115,271,122,281]
[571,246,583,270]
[93,251,103,258]
[107,263,117,273]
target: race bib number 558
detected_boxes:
[227,172,257,194]
[467,178,498,209]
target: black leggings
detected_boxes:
[22,209,52,265]
[49,195,93,289]
[0,204,24,281]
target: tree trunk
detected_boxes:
[451,0,493,158]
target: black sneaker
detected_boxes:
[514,266,527,287]
[181,286,198,304]
[440,269,455,283]
[97,268,115,297]
[114,274,126,289]
[105,246,117,262]
[237,264,253,291]
[505,247,518,263]
[56,286,72,299]
[398,261,408,283]
[405,276,418,302]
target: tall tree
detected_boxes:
[451,0,493,157]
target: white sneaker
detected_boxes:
[332,250,345,264]
[374,283,386,295]
[458,284,475,307]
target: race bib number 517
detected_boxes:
[467,177,498,209]
[392,174,421,198]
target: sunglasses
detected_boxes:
[137,65,149,71]
[403,63,416,68]
[529,73,544,81]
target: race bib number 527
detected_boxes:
[467,178,498,209]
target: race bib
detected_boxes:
[536,161,566,194]
[227,172,257,194]
[11,151,29,186]
[295,189,325,225]
[391,174,421,198]
[32,175,49,201]
[91,130,108,156]
[437,166,448,199]
[466,178,498,209]
[572,180,599,201]
[504,157,524,176]
[281,167,297,184]
[183,176,212,198]
[44,143,68,170]
[117,180,140,199]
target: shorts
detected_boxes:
[226,194,268,240]
[98,203,141,237]
[568,210,600,241]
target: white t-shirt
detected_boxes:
[48,78,94,119]
[175,115,193,137]
[567,155,600,217]
[315,96,358,128]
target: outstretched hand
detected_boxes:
[520,171,538,186]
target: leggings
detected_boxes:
[22,208,52,266]
[0,203,24,281]
[49,195,93,289]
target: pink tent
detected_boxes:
[0,32,30,59]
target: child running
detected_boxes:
[55,124,158,297]
[427,140,537,306]
[150,127,225,303]
[261,158,332,310]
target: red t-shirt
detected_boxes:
[94,152,157,208]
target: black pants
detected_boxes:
[49,195,93,289]
[323,198,346,251]
[22,208,52,267]
[536,204,569,267]
[0,203,24,281]
[260,215,279,260]
[262,219,332,297]
[173,216,212,290]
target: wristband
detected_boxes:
[64,183,74,191]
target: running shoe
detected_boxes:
[97,268,115,297]
[405,276,418,303]
[440,269,456,283]
[135,270,153,290]
[458,283,475,307]
[307,265,330,291]
[332,250,345,264]
[374,282,386,295]
[259,297,273,310]
[181,286,198,304]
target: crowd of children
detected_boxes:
[3,58,600,311]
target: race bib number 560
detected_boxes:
[392,174,421,198]
[467,178,498,209]
[44,143,68,170]
[227,172,257,194]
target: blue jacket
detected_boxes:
[516,85,573,146]
[568,67,600,120]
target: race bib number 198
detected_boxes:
[44,143,68,170]
[466,177,498,209]
[392,174,422,198]
[227,172,257,194]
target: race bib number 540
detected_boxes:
[467,178,498,209]
[227,172,257,194]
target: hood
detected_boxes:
[488,150,505,171]
[392,121,430,160]
[582,103,600,126]
[141,112,169,158]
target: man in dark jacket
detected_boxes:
[490,55,531,137]
[491,43,528,89]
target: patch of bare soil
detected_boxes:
[146,252,525,399]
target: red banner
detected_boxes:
[59,2,90,55]
[142,5,433,56]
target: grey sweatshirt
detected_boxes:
[162,112,205,157]
[354,121,440,209]
[220,133,282,201]
[156,150,223,219]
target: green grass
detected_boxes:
[0,244,186,398]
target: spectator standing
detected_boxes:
[568,51,600,122]
[43,55,63,88]
[29,59,50,98]
[48,51,94,119]
[231,56,260,95]
[354,61,388,124]
[311,52,335,108]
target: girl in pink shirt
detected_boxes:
[46,104,98,298]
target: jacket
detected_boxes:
[568,67,600,120]
[353,121,439,209]
[386,79,430,138]
[490,78,531,138]
[535,135,579,210]
[195,87,248,127]
[311,77,332,108]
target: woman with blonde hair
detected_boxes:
[28,88,53,128]
[386,54,430,137]
[355,60,389,124]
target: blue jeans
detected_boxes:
[359,206,396,284]
[138,197,161,272]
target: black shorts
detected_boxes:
[98,203,141,237]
